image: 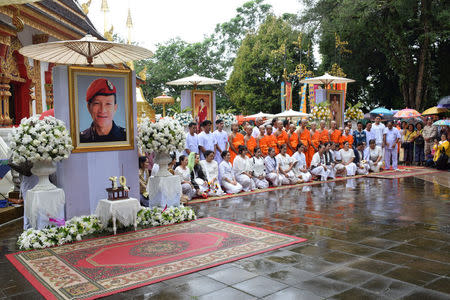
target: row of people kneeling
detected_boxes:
[175,139,384,201]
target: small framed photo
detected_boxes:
[68,66,134,153]
[191,90,213,125]
[327,89,345,128]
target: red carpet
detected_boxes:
[6,218,306,300]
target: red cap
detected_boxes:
[86,78,116,103]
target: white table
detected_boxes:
[25,188,65,230]
[95,198,140,235]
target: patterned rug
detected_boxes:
[186,166,441,204]
[6,218,306,300]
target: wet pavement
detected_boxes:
[1,174,449,299]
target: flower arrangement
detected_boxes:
[17,206,197,250]
[216,113,236,127]
[9,116,73,164]
[138,117,186,153]
[311,103,331,121]
[173,112,193,127]
[345,102,364,120]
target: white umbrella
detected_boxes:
[246,112,274,118]
[300,73,355,85]
[19,34,153,66]
[0,0,39,4]
[275,109,311,118]
[166,74,224,89]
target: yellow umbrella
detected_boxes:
[153,94,174,117]
[422,106,448,116]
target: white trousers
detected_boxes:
[266,172,280,186]
[236,174,256,192]
[356,163,370,175]
[253,177,269,189]
[311,166,331,181]
[221,180,243,194]
[280,171,298,185]
[369,160,383,172]
[297,171,312,182]
[344,162,357,176]
[326,165,336,179]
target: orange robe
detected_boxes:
[330,129,342,144]
[299,129,312,166]
[309,131,321,162]
[246,136,257,157]
[259,136,269,156]
[287,132,298,156]
[266,134,279,154]
[229,132,244,163]
[339,134,354,149]
[319,129,330,144]
[276,130,288,150]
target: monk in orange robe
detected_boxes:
[265,125,278,154]
[244,125,257,157]
[229,123,244,163]
[287,124,298,156]
[319,120,330,144]
[257,125,269,156]
[329,120,342,145]
[274,120,288,152]
[296,119,312,166]
[339,127,354,149]
[309,123,321,161]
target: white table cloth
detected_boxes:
[25,188,65,230]
[95,198,140,235]
[146,175,181,208]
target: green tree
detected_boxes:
[301,0,450,109]
[226,16,314,114]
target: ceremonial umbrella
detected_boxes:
[246,112,274,118]
[275,109,311,118]
[422,106,448,116]
[394,108,421,118]
[166,74,224,90]
[432,120,450,126]
[19,34,153,66]
[437,96,450,109]
[300,73,355,86]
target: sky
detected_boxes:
[84,0,304,51]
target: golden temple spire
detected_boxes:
[101,0,109,35]
[126,8,133,45]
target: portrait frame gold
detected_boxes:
[327,89,345,128]
[68,66,134,153]
[191,90,213,125]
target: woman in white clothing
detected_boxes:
[275,144,298,185]
[233,145,256,192]
[200,150,225,196]
[175,155,196,200]
[367,139,383,172]
[292,143,312,182]
[219,151,243,194]
[250,147,269,189]
[310,144,331,181]
[339,141,357,176]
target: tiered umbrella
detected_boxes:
[166,74,224,90]
[394,109,421,118]
[422,107,448,116]
[275,109,311,118]
[246,112,274,118]
[300,73,355,86]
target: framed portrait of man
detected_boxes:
[327,89,344,128]
[191,90,213,126]
[68,66,134,153]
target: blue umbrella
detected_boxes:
[432,119,450,126]
[369,107,394,115]
[437,96,450,109]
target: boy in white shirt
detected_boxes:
[213,119,228,163]
[198,120,216,160]
[183,122,199,156]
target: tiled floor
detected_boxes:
[1,175,449,299]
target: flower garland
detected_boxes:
[9,116,73,164]
[345,102,364,120]
[173,112,193,127]
[138,117,186,153]
[311,103,331,121]
[17,206,197,250]
[216,113,236,127]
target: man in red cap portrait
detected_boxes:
[80,78,126,143]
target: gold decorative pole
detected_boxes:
[101,0,109,35]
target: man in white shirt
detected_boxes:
[213,119,228,163]
[365,122,376,145]
[198,120,216,159]
[372,116,386,148]
[183,122,199,156]
[383,121,401,170]
[252,117,263,139]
